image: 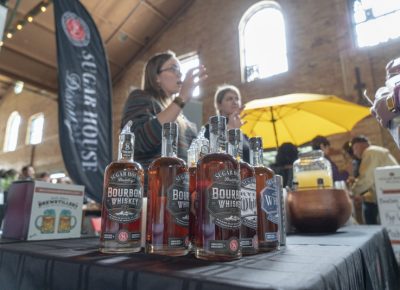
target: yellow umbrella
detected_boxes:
[241,93,371,149]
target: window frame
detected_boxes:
[3,111,21,152]
[26,112,44,145]
[349,0,400,48]
[239,1,288,83]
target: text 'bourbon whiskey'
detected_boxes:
[250,137,279,252]
[195,116,241,261]
[228,129,258,255]
[100,121,144,253]
[147,122,189,256]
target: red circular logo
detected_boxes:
[229,239,239,252]
[61,12,90,47]
[117,230,129,243]
[66,18,86,41]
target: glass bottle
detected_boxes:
[187,143,197,251]
[188,136,210,251]
[292,150,333,189]
[250,137,279,252]
[195,116,241,261]
[100,121,144,253]
[147,122,189,256]
[228,129,258,255]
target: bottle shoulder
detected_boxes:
[254,165,275,175]
[199,152,239,164]
[106,160,143,172]
[149,156,187,168]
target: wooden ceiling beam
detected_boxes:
[142,1,168,23]
[0,67,57,93]
[104,0,143,45]
[2,43,57,69]
[113,0,196,84]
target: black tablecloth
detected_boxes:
[0,226,398,290]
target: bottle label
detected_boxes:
[105,169,143,223]
[206,169,241,229]
[241,177,257,229]
[261,178,279,225]
[102,231,141,244]
[209,237,240,254]
[121,135,133,159]
[167,172,190,227]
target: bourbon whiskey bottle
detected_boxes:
[228,129,258,255]
[195,116,241,261]
[147,122,189,256]
[188,143,197,251]
[188,135,210,251]
[249,137,279,252]
[100,121,144,253]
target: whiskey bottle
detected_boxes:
[188,135,210,251]
[249,137,279,252]
[147,122,189,256]
[195,116,241,261]
[187,143,197,251]
[228,129,258,255]
[100,121,144,253]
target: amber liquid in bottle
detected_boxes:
[188,166,197,250]
[250,137,279,252]
[239,161,258,255]
[195,117,241,261]
[100,121,144,253]
[146,122,189,256]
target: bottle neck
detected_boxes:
[118,134,134,162]
[210,132,226,153]
[162,135,177,157]
[228,142,241,161]
[250,149,263,166]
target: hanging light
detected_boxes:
[27,16,33,22]
[16,24,23,30]
[6,32,12,39]
[40,6,47,12]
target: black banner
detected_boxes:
[54,0,112,202]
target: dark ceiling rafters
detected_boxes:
[0,0,194,99]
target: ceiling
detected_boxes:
[0,0,194,99]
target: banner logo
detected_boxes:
[62,12,90,47]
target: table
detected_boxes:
[0,226,398,290]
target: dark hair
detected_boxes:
[311,135,330,150]
[39,172,50,178]
[350,135,369,146]
[143,50,176,104]
[214,84,241,114]
[21,165,33,173]
[342,141,354,157]
[275,143,298,166]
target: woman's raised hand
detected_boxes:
[179,65,208,102]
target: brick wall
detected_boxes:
[1,0,400,175]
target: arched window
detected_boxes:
[351,0,400,47]
[26,113,44,145]
[239,1,288,82]
[3,111,21,152]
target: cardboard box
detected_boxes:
[2,180,84,240]
[375,166,400,263]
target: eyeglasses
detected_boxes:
[158,65,182,76]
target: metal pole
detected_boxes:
[270,107,279,148]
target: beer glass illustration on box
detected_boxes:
[35,209,56,233]
[58,209,77,233]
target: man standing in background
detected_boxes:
[350,136,398,224]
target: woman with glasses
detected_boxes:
[202,84,250,162]
[121,50,207,193]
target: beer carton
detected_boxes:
[375,166,400,263]
[2,180,84,240]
